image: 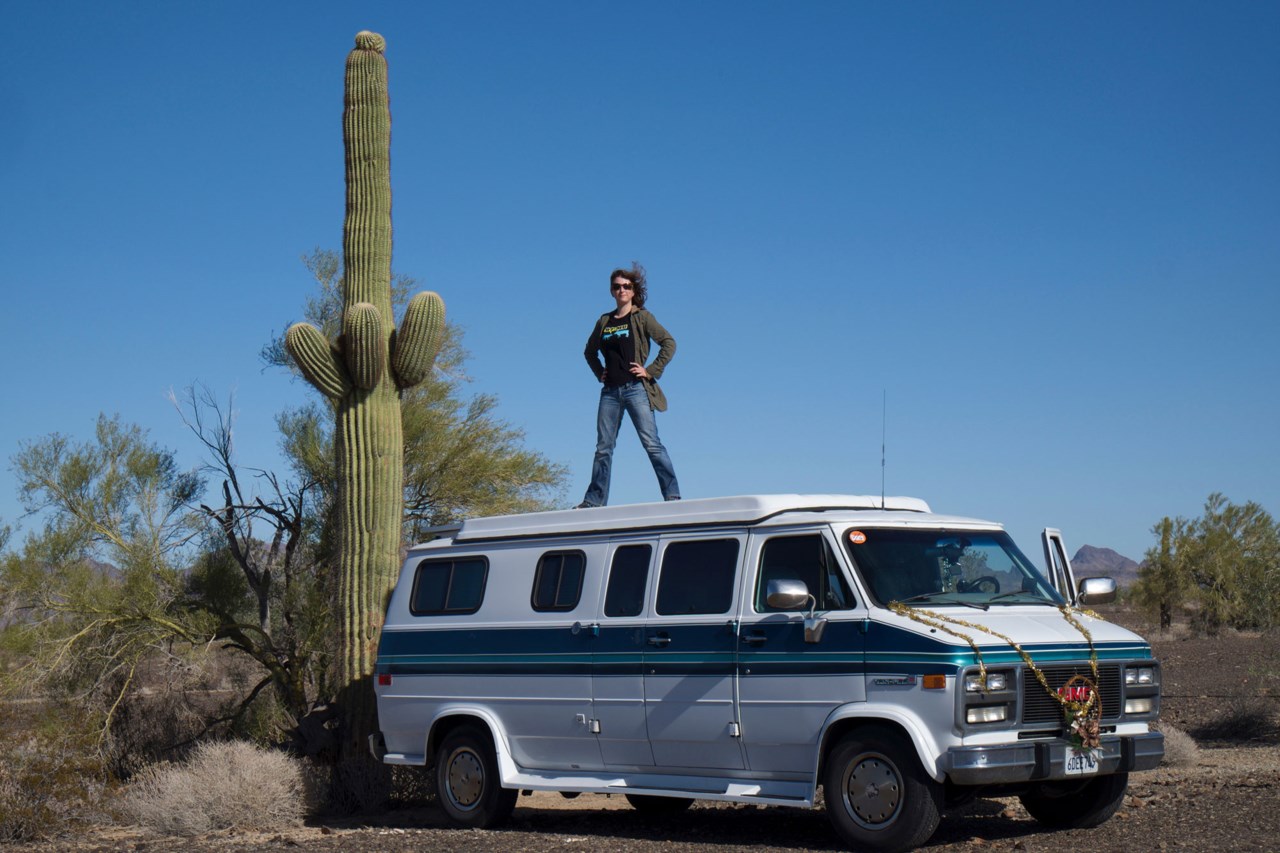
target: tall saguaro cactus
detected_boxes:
[286,31,444,797]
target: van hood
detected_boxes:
[879,605,1150,651]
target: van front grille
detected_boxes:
[1021,663,1121,726]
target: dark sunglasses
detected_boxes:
[611,282,634,291]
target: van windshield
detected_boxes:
[842,528,1064,608]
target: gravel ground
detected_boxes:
[30,749,1280,853]
[17,615,1280,852]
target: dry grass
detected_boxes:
[125,740,309,836]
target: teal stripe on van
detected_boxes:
[376,619,1151,678]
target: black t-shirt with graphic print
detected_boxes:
[600,314,636,387]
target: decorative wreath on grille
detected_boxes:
[1058,674,1102,750]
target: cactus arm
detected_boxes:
[285,322,350,400]
[391,291,445,388]
[343,302,385,390]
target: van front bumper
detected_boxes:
[942,732,1164,785]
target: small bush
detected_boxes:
[391,764,436,806]
[0,704,113,842]
[126,740,308,836]
[1156,722,1199,766]
[1189,696,1280,744]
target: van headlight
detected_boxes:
[1125,667,1155,686]
[1125,698,1154,714]
[966,705,1008,724]
[965,671,1008,692]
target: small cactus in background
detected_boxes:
[286,30,444,805]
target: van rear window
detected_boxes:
[532,551,586,612]
[410,557,488,615]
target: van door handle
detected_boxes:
[741,632,767,645]
[646,634,671,647]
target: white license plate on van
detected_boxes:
[1065,748,1100,776]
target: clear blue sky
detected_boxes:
[2,1,1276,564]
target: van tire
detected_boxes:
[824,726,941,853]
[435,726,518,828]
[1019,771,1128,829]
[625,794,694,814]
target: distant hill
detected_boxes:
[1071,545,1140,587]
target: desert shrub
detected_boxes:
[125,740,308,836]
[391,764,436,806]
[0,704,113,842]
[1156,722,1200,766]
[1189,696,1280,744]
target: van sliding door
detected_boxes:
[593,541,657,767]
[643,533,747,771]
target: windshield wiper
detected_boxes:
[987,591,1050,605]
[893,592,989,611]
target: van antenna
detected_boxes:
[880,389,886,508]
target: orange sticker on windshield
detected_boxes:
[848,530,867,545]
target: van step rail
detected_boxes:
[502,768,813,806]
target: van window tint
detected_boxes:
[532,551,586,612]
[656,539,740,615]
[755,534,855,612]
[410,557,488,615]
[604,544,652,617]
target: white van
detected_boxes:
[373,495,1163,852]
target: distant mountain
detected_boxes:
[1071,545,1140,587]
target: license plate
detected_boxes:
[1065,748,1100,776]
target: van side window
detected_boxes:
[604,544,652,617]
[410,557,488,615]
[656,539,740,616]
[755,534,855,613]
[532,550,586,612]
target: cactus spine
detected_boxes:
[286,31,444,789]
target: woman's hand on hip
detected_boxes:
[629,362,650,380]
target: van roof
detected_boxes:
[436,494,932,544]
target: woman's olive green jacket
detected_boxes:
[583,308,676,412]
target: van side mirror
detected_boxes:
[766,579,809,610]
[765,579,828,644]
[1077,576,1117,605]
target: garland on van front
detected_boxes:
[887,602,1104,749]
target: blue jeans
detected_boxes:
[582,381,680,506]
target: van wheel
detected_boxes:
[625,794,694,814]
[1019,771,1128,829]
[435,726,518,828]
[824,726,941,853]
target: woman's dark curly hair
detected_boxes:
[610,262,648,309]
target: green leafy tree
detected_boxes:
[1184,494,1279,632]
[1,416,207,751]
[1136,494,1280,633]
[1134,516,1191,632]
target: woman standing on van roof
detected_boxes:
[577,263,681,507]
